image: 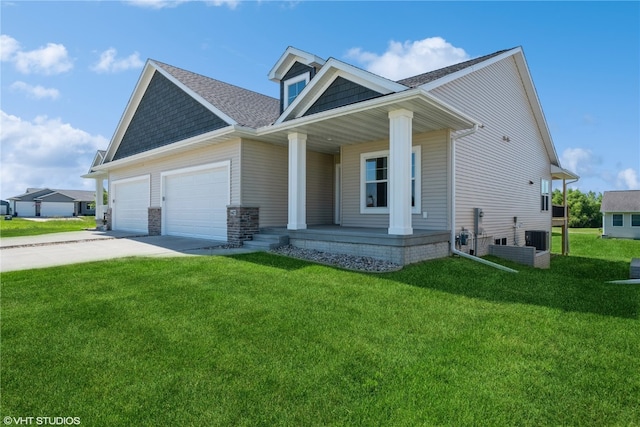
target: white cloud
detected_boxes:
[91,48,144,73]
[346,37,470,80]
[125,0,238,9]
[1,35,73,75]
[616,168,640,190]
[0,34,20,61]
[125,0,188,8]
[561,147,601,177]
[10,81,60,100]
[0,111,108,199]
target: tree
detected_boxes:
[553,188,602,228]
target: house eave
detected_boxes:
[93,126,239,171]
[254,88,481,154]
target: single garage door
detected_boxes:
[112,177,150,233]
[41,202,73,217]
[163,163,229,241]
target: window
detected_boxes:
[284,73,309,108]
[632,214,640,227]
[613,214,623,227]
[361,147,421,214]
[540,179,550,211]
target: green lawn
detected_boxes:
[552,227,639,262]
[2,230,639,426]
[0,216,97,238]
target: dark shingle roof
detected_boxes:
[9,188,94,202]
[396,49,512,88]
[153,61,280,128]
[601,190,640,212]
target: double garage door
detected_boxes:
[112,162,229,241]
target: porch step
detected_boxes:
[242,231,289,251]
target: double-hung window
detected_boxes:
[284,73,309,109]
[361,147,421,214]
[613,214,623,227]
[632,214,640,227]
[540,179,550,211]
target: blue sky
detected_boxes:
[1,1,638,201]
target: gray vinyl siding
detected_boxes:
[430,56,552,245]
[603,212,640,239]
[306,151,335,225]
[340,130,450,230]
[240,140,288,228]
[241,139,334,227]
[109,139,241,209]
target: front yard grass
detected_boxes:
[0,216,96,238]
[2,241,639,425]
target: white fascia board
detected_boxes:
[275,58,408,125]
[511,51,560,166]
[419,47,522,92]
[262,88,480,136]
[95,126,238,171]
[268,46,326,82]
[151,61,237,126]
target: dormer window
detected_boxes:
[284,73,310,109]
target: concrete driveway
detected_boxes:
[0,230,257,272]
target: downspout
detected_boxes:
[450,125,518,274]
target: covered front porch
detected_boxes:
[254,88,481,243]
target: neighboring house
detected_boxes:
[1,200,9,215]
[601,190,640,239]
[84,46,577,266]
[8,188,95,217]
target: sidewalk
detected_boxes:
[1,230,258,272]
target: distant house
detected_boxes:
[8,188,95,217]
[601,190,640,239]
[1,200,9,215]
[84,46,577,266]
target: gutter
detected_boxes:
[450,125,518,274]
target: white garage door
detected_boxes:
[163,163,229,241]
[41,202,73,217]
[15,201,35,217]
[112,177,150,234]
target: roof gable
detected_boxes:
[397,49,511,88]
[155,61,279,128]
[103,60,280,163]
[276,58,407,124]
[268,47,326,82]
[8,188,54,201]
[601,190,640,212]
[113,70,229,161]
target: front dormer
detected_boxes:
[268,47,325,113]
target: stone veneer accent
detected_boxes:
[227,206,259,246]
[105,207,112,231]
[148,207,161,236]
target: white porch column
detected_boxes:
[287,132,307,230]
[95,177,104,221]
[388,109,414,235]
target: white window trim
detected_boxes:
[541,178,550,212]
[284,72,310,109]
[360,146,421,215]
